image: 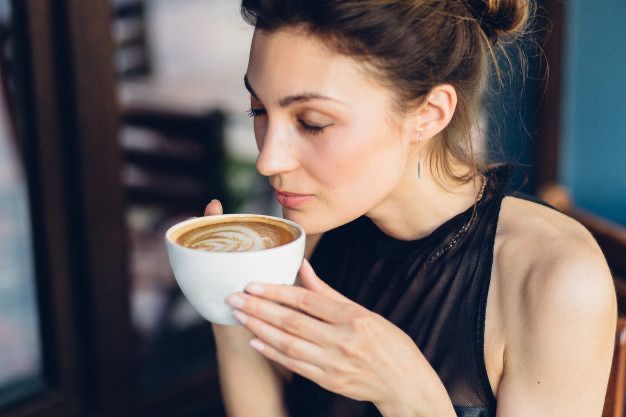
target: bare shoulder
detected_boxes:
[494,196,616,338]
[497,195,600,257]
[491,196,617,414]
[495,195,615,307]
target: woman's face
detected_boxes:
[246,27,414,234]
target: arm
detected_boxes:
[212,233,324,416]
[204,199,289,416]
[496,235,617,416]
[212,323,289,417]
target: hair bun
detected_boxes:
[466,0,531,41]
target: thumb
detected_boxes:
[298,258,349,303]
[204,199,223,216]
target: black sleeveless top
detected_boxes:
[283,164,547,417]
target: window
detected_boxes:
[0,30,45,412]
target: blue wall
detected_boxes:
[561,1,626,225]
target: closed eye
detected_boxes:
[247,107,330,136]
[299,121,325,135]
[247,107,266,118]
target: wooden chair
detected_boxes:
[119,100,232,357]
[538,184,626,417]
[604,318,626,417]
[112,0,152,79]
[120,105,230,215]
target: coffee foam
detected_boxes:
[185,224,275,252]
[175,219,298,252]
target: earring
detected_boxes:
[417,131,423,179]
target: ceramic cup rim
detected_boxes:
[164,213,305,256]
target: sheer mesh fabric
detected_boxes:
[283,164,521,417]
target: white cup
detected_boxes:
[165,214,306,325]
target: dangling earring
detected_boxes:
[417,131,423,179]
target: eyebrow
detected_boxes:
[244,74,344,107]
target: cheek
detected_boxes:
[295,144,404,235]
[311,124,406,210]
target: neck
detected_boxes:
[366,158,485,241]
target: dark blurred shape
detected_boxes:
[121,106,229,213]
[112,0,152,79]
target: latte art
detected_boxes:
[184,224,276,252]
[176,219,298,252]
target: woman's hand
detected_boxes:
[225,259,455,417]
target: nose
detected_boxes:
[255,125,299,177]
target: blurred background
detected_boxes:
[0,1,624,417]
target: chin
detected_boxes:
[282,209,346,236]
[281,210,309,231]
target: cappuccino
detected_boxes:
[176,218,299,252]
[165,213,306,325]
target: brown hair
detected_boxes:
[241,0,533,187]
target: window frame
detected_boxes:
[1,0,84,415]
[1,1,225,416]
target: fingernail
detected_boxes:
[226,294,245,308]
[250,338,264,351]
[233,310,249,324]
[245,283,264,295]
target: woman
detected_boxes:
[207,1,617,416]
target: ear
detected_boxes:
[411,84,457,142]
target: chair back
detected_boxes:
[112,0,151,79]
[604,318,626,417]
[120,105,229,215]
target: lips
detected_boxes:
[274,189,311,197]
[273,189,314,208]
